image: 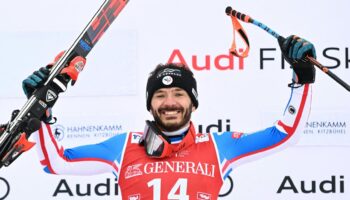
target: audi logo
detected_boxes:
[0,177,10,200]
[219,175,234,197]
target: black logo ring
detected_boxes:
[219,175,234,197]
[0,177,10,200]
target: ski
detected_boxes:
[0,0,129,168]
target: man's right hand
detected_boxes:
[21,51,86,123]
[22,65,52,123]
[22,66,51,98]
[21,51,65,123]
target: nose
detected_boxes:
[162,95,177,106]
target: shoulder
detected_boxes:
[129,132,143,144]
[195,132,211,143]
[211,131,244,145]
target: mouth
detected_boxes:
[152,105,191,132]
[159,107,183,120]
[162,110,181,116]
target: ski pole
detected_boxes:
[225,6,350,92]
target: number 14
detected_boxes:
[147,178,189,200]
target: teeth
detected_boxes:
[164,111,178,115]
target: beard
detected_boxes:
[151,104,193,132]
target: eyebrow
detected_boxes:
[154,90,166,94]
[170,87,187,93]
[155,87,185,93]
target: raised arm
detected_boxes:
[213,35,316,178]
[22,53,127,177]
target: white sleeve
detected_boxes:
[30,122,119,176]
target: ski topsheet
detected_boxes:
[0,0,129,168]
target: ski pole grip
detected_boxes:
[225,6,251,23]
[277,36,286,47]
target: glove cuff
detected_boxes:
[291,61,316,84]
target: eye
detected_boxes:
[174,92,185,97]
[154,94,165,98]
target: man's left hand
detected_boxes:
[279,35,316,84]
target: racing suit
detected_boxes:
[31,84,311,200]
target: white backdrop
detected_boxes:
[0,0,349,199]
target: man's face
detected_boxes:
[150,87,195,132]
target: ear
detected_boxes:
[191,106,196,112]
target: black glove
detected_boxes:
[21,51,86,124]
[22,66,53,123]
[279,35,316,85]
[22,66,51,98]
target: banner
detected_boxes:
[0,0,349,199]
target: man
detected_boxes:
[22,35,315,199]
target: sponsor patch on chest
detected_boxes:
[130,132,142,144]
[125,164,143,179]
[128,194,141,200]
[195,133,210,143]
[197,192,212,200]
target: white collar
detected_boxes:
[162,123,190,136]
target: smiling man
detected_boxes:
[18,35,317,199]
[147,65,197,133]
